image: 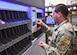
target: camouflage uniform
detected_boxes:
[41,20,75,55]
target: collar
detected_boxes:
[58,20,67,27]
[54,20,68,31]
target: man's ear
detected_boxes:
[57,12,61,17]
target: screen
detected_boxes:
[31,11,36,22]
[37,12,42,18]
[46,16,55,25]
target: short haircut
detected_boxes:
[55,4,68,17]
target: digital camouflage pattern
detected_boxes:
[41,20,75,55]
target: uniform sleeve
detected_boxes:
[56,31,73,54]
[43,43,60,55]
[41,22,53,36]
[43,31,73,55]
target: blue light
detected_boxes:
[0,1,29,11]
[36,8,43,12]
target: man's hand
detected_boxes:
[36,19,43,26]
[39,41,46,48]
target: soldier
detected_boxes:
[37,4,76,55]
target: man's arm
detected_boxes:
[37,19,53,36]
[39,41,60,55]
[41,22,53,36]
[39,31,73,55]
[56,31,73,54]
